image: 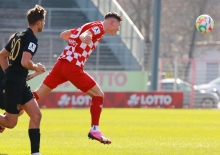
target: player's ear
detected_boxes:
[110,20,114,25]
[36,20,41,27]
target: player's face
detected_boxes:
[38,19,45,32]
[109,19,121,36]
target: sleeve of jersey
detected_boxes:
[88,24,104,36]
[71,29,77,34]
[4,39,13,52]
[70,28,80,38]
[23,35,38,56]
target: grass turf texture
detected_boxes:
[0,109,220,155]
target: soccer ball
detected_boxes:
[195,14,214,33]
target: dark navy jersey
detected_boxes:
[0,67,4,90]
[5,28,38,77]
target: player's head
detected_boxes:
[104,11,123,36]
[27,5,47,32]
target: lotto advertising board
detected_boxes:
[38,92,183,108]
[28,71,148,92]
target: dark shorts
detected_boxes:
[4,72,33,114]
[43,59,96,92]
[0,67,5,110]
[0,91,4,110]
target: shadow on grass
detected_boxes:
[0,154,8,155]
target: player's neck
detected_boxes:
[28,26,39,36]
[102,20,108,34]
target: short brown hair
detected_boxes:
[27,5,46,25]
[105,11,123,22]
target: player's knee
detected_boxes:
[31,112,42,123]
[7,120,18,129]
[95,91,104,98]
[36,112,42,122]
[4,115,18,128]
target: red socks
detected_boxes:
[90,96,104,126]
[32,92,39,100]
[20,92,39,111]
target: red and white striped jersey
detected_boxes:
[59,21,105,68]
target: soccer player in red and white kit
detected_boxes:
[32,12,123,144]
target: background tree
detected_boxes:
[117,0,220,82]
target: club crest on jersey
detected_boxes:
[28,42,36,52]
[92,26,100,35]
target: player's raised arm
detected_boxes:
[60,29,72,41]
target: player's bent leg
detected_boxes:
[33,84,53,100]
[21,98,42,128]
[22,98,41,154]
[86,85,111,144]
[68,68,111,144]
[86,84,103,97]
[0,109,24,133]
[0,111,24,133]
[1,110,25,132]
[0,112,19,129]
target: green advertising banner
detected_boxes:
[27,71,148,92]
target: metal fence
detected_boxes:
[159,58,220,108]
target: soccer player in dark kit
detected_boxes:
[0,34,43,126]
[0,5,46,155]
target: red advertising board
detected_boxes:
[38,92,183,108]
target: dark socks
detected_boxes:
[28,128,40,154]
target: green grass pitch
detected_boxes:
[0,108,220,155]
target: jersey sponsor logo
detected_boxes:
[28,42,36,52]
[68,39,77,46]
[92,26,100,35]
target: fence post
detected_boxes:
[173,58,178,91]
[158,58,163,91]
[190,59,196,108]
[130,28,134,56]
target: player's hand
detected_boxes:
[26,70,45,81]
[35,63,46,72]
[27,64,46,81]
[83,34,92,44]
